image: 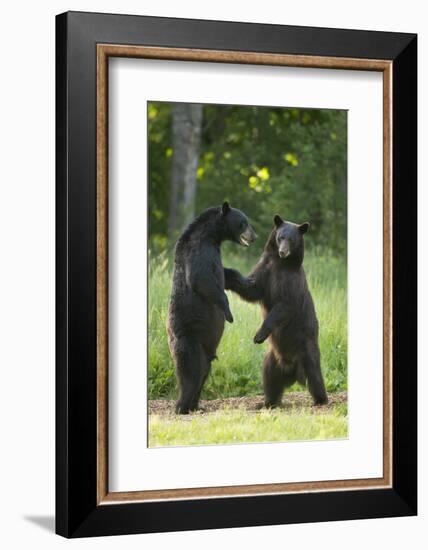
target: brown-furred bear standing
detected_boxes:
[224,215,328,407]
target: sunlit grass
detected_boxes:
[148,405,348,447]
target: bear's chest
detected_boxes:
[211,259,224,285]
[263,269,293,309]
[193,245,224,285]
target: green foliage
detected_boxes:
[149,405,348,447]
[148,250,347,399]
[147,103,172,239]
[148,102,347,255]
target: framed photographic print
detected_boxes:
[56,11,417,538]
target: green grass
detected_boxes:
[148,246,347,400]
[148,405,348,447]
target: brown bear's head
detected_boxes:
[272,214,309,262]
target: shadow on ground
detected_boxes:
[24,515,55,533]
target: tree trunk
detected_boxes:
[168,103,203,241]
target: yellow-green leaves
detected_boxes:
[248,167,271,193]
[257,167,270,181]
[148,104,158,120]
[284,152,299,166]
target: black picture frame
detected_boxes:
[56,10,417,538]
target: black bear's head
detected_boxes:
[221,202,257,247]
[272,214,309,263]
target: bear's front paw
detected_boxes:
[253,326,269,344]
[224,308,234,323]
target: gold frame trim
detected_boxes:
[96,44,393,505]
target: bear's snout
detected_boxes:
[278,245,290,259]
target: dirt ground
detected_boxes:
[149,391,347,416]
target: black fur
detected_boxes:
[168,202,257,414]
[224,215,328,407]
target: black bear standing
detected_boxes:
[224,215,328,407]
[168,202,257,414]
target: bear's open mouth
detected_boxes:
[239,235,251,247]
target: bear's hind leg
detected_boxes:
[302,345,328,405]
[263,351,292,408]
[174,338,209,414]
[189,350,212,412]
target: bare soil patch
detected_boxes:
[149,391,347,417]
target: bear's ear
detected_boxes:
[298,222,310,234]
[274,214,284,228]
[222,201,231,215]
